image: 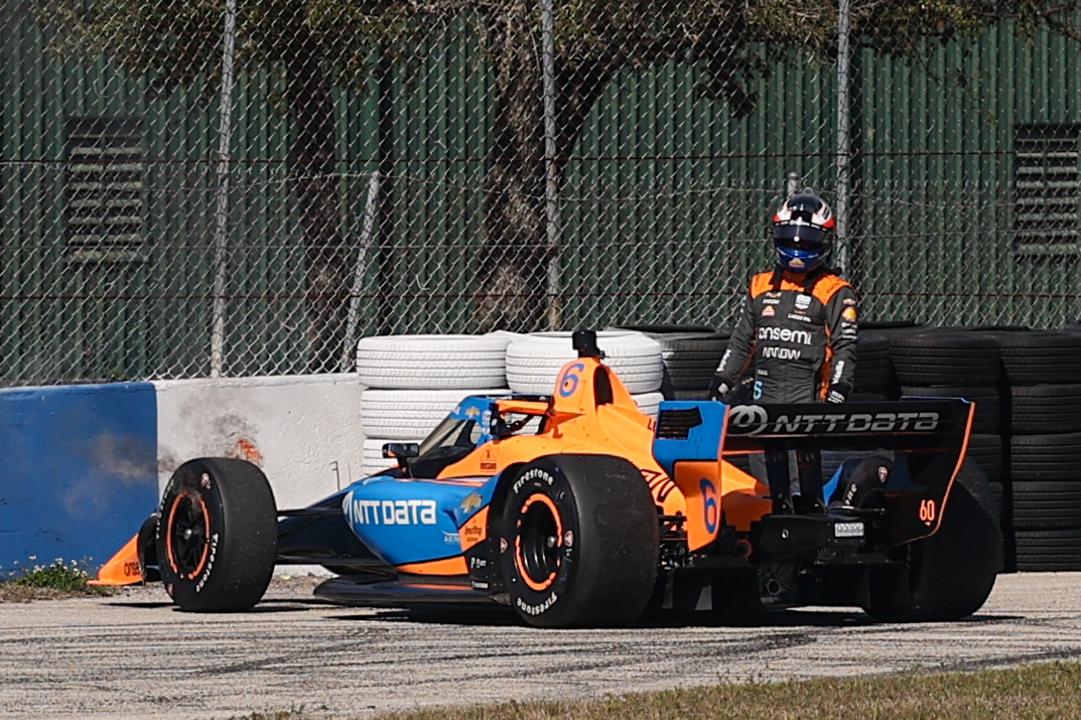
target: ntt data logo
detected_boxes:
[726,405,941,436]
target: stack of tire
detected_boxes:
[654,332,730,401]
[874,328,1006,512]
[851,332,895,400]
[356,334,513,477]
[505,331,665,415]
[980,330,1081,572]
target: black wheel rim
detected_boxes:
[516,495,561,590]
[166,490,211,579]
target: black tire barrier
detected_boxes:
[968,433,1004,484]
[853,333,893,395]
[979,331,1081,385]
[658,335,730,392]
[850,391,890,401]
[608,323,725,336]
[1009,481,1081,530]
[1014,528,1081,572]
[1010,433,1081,481]
[901,386,1000,434]
[1010,384,1081,434]
[859,320,921,330]
[883,330,1001,387]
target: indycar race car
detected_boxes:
[95,331,1000,627]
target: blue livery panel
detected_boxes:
[341,474,499,566]
[651,400,728,477]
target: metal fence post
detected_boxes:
[341,171,381,371]
[209,0,237,377]
[540,0,562,330]
[835,0,852,273]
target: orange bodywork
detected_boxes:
[89,533,143,586]
[395,354,770,574]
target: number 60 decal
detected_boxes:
[918,499,937,526]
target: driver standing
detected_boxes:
[709,191,860,510]
[710,191,859,406]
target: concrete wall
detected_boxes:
[154,374,365,510]
[0,375,366,570]
[0,383,159,570]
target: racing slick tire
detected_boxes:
[864,460,1000,622]
[356,334,510,389]
[157,458,277,612]
[498,454,658,628]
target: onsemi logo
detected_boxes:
[343,494,437,526]
[757,326,812,345]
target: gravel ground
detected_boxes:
[1,572,1079,720]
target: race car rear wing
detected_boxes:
[653,399,974,548]
[719,400,971,453]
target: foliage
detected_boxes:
[389,660,1081,719]
[0,557,112,600]
[36,0,1081,106]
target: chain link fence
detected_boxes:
[3,0,1081,386]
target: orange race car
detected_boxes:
[96,331,1000,627]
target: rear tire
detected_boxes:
[865,461,1000,621]
[498,454,658,627]
[157,458,277,612]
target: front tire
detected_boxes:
[865,460,1000,621]
[498,454,658,627]
[157,458,277,612]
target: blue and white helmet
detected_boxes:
[772,192,836,273]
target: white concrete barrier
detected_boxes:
[153,374,365,511]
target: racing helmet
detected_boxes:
[772,191,836,273]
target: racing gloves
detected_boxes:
[826,382,851,404]
[708,374,732,402]
[711,375,851,404]
[709,374,755,404]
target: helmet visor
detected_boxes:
[774,221,828,249]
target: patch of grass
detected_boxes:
[0,558,113,602]
[374,660,1081,720]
